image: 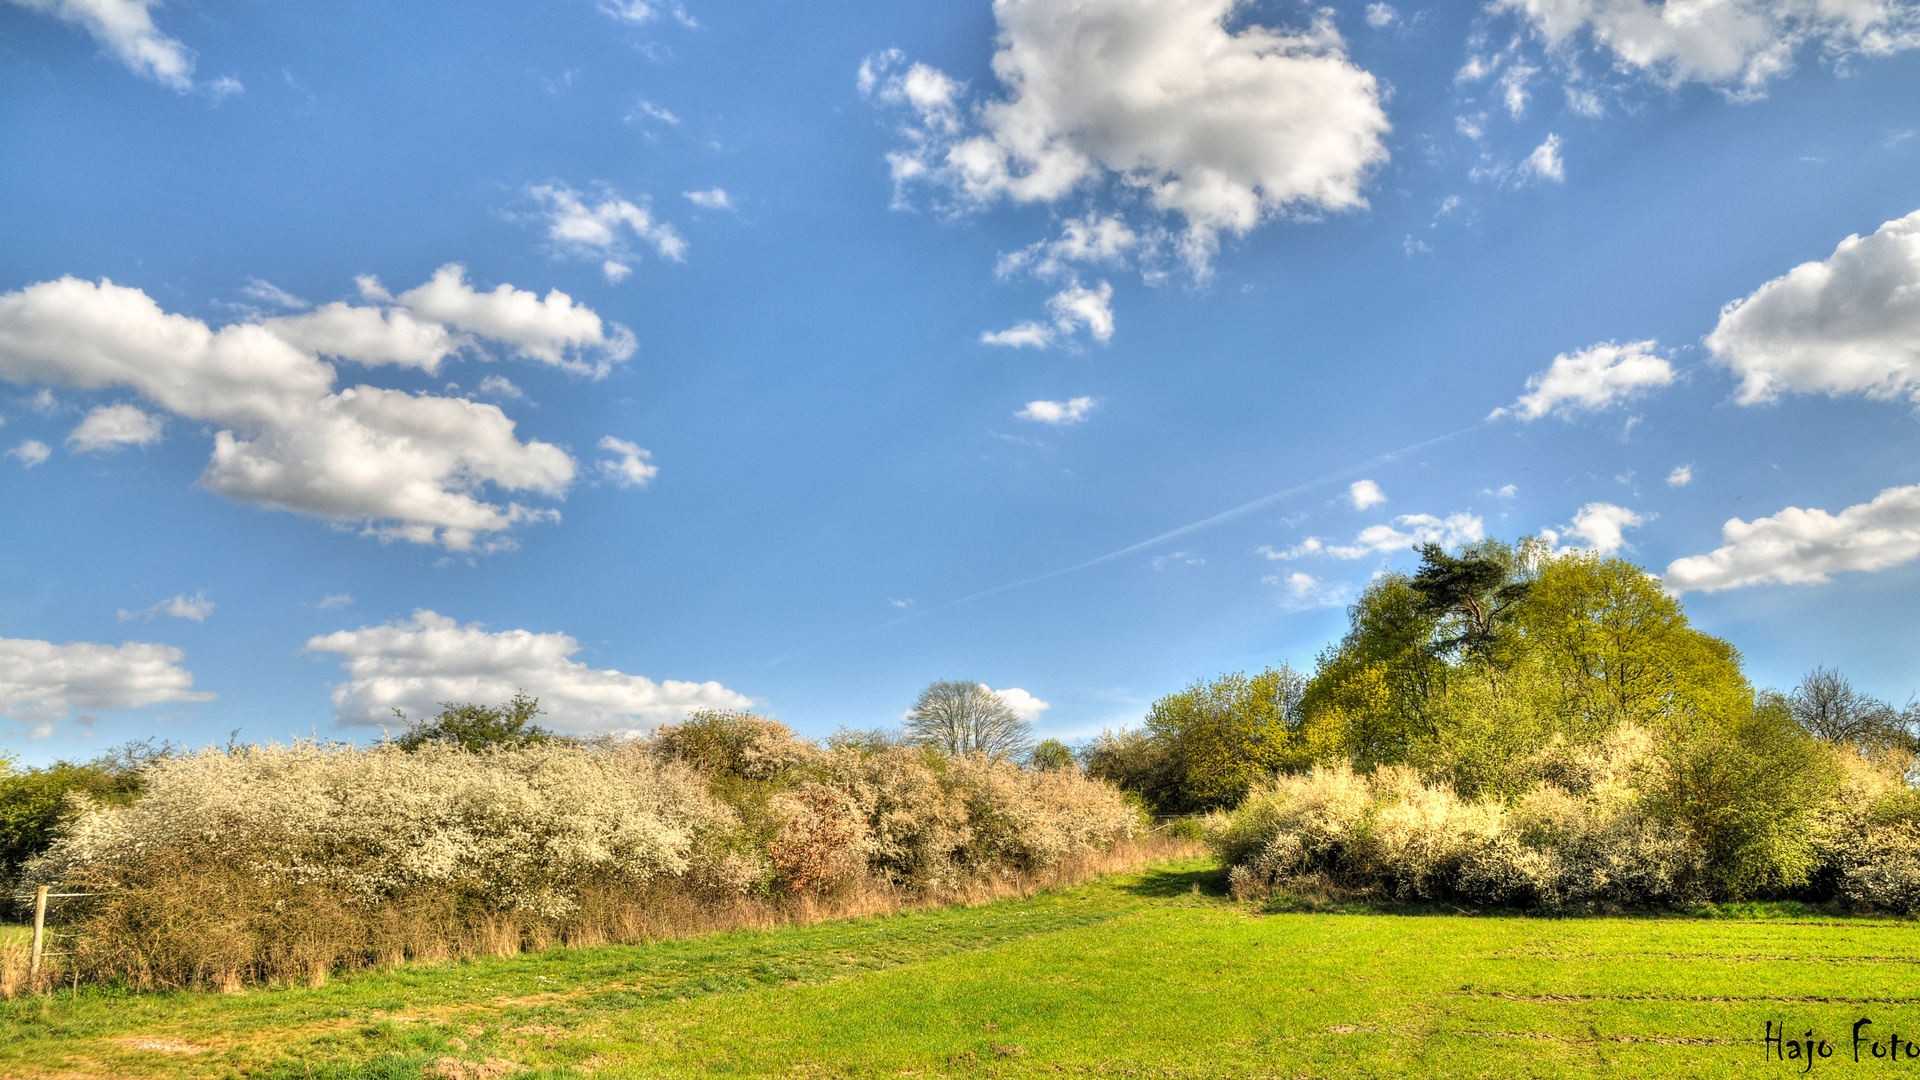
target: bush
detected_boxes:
[1214,727,1710,909]
[24,726,1143,989]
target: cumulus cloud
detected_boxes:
[981,281,1115,348]
[1263,570,1350,611]
[1493,0,1920,97]
[1520,133,1565,182]
[0,268,635,549]
[305,610,752,734]
[477,374,524,400]
[994,214,1140,283]
[1016,396,1096,424]
[1276,512,1485,560]
[1493,339,1675,420]
[1707,208,1920,405]
[1667,464,1693,487]
[683,188,733,210]
[527,184,688,281]
[1665,482,1920,591]
[118,590,215,623]
[1544,502,1649,555]
[1349,479,1387,510]
[9,439,50,468]
[986,685,1050,721]
[67,402,162,452]
[6,0,196,91]
[596,436,658,488]
[864,0,1389,275]
[0,635,213,726]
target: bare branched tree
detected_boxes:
[904,680,1033,760]
[1789,667,1916,751]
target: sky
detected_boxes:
[2,0,1920,761]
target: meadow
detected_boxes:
[2,856,1913,1079]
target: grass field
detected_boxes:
[1,858,1916,1078]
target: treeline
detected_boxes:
[8,704,1144,991]
[1089,538,1920,910]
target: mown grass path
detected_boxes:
[1,859,1916,1078]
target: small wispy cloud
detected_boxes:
[119,591,215,623]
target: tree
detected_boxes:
[1790,667,1917,752]
[1145,666,1307,810]
[1029,739,1076,772]
[1409,539,1532,667]
[904,680,1032,759]
[395,691,551,752]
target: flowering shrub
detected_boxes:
[1214,727,1709,908]
[21,723,1142,988]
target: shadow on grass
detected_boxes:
[1121,864,1231,899]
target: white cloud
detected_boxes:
[478,374,524,400]
[242,279,307,310]
[0,635,213,724]
[1279,513,1485,561]
[982,281,1115,349]
[1498,60,1539,117]
[6,0,196,91]
[1258,537,1323,560]
[1519,133,1565,182]
[1348,479,1387,510]
[1707,208,1920,405]
[995,214,1141,282]
[600,0,693,26]
[683,188,733,210]
[0,269,635,549]
[1488,483,1519,499]
[1544,502,1649,555]
[9,439,51,468]
[1493,0,1920,97]
[118,590,214,623]
[305,610,752,734]
[1665,482,1920,591]
[638,101,680,125]
[1016,396,1096,424]
[317,593,355,610]
[1329,513,1485,558]
[1365,3,1399,28]
[1667,463,1693,487]
[864,0,1390,275]
[986,685,1050,721]
[1456,113,1488,141]
[1152,550,1205,569]
[527,184,688,275]
[596,436,658,488]
[1263,570,1349,611]
[1494,339,1675,421]
[67,402,162,452]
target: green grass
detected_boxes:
[2,859,1916,1078]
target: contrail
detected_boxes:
[763,420,1492,667]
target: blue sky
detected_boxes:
[3,0,1920,760]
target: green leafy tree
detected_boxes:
[1141,665,1307,811]
[1029,739,1076,772]
[1511,551,1749,739]
[0,741,167,872]
[394,692,551,752]
[1297,574,1446,769]
[1408,539,1534,667]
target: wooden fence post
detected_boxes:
[28,885,48,986]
